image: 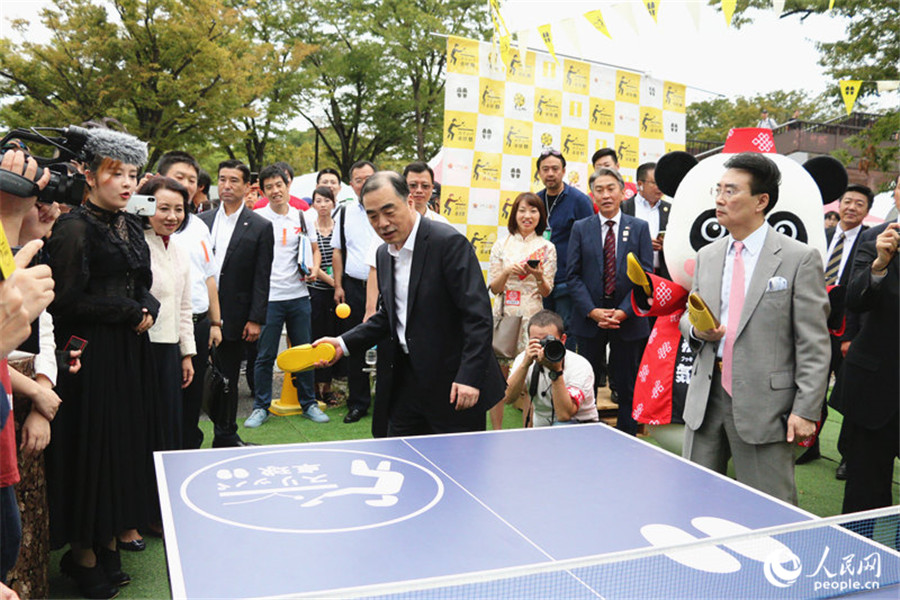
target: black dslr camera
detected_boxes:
[0,126,90,206]
[540,335,566,363]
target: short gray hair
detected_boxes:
[589,167,624,190]
[360,171,409,203]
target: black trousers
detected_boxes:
[213,338,255,443]
[385,351,485,437]
[842,412,900,514]
[182,316,209,450]
[578,327,644,436]
[310,286,337,385]
[339,276,372,413]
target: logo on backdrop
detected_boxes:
[180,449,444,533]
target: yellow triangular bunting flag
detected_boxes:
[499,34,512,71]
[839,80,862,116]
[538,23,558,63]
[722,0,736,27]
[829,0,835,9]
[584,9,612,39]
[643,0,660,23]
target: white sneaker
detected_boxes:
[244,408,269,428]
[303,405,330,423]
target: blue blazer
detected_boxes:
[566,212,653,340]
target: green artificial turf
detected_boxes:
[47,401,898,599]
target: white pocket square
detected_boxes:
[766,276,789,292]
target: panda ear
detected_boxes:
[655,151,698,197]
[803,156,848,205]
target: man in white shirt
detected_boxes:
[756,109,778,129]
[403,162,450,224]
[163,151,223,449]
[244,165,329,428]
[504,310,599,427]
[622,162,671,279]
[331,160,377,424]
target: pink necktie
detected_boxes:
[722,241,744,396]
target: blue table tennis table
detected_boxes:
[155,424,899,599]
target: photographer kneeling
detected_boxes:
[504,310,599,427]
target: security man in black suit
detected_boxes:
[314,171,505,436]
[832,181,899,513]
[199,159,273,447]
[804,184,871,468]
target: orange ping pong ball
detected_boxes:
[336,303,351,319]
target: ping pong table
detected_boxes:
[155,424,899,599]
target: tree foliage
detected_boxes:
[0,0,259,166]
[0,0,490,173]
[687,90,834,141]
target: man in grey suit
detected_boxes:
[680,153,830,505]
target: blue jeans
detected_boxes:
[254,297,316,411]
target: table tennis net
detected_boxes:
[291,506,899,599]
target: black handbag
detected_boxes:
[202,344,230,423]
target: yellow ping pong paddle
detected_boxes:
[276,343,336,373]
[626,252,652,297]
[687,293,720,332]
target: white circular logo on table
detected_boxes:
[180,449,444,533]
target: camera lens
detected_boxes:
[540,336,565,363]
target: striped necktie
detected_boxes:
[824,232,844,286]
[604,220,616,296]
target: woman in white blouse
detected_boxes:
[141,176,197,447]
[488,192,557,429]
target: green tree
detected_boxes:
[361,0,490,161]
[708,0,899,176]
[0,0,259,167]
[218,0,316,172]
[687,90,835,141]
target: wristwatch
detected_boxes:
[547,368,563,381]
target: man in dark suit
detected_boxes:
[801,184,872,467]
[567,167,653,435]
[199,160,273,447]
[621,162,671,280]
[314,172,505,436]
[832,180,899,513]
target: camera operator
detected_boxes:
[504,310,599,427]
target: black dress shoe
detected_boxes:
[835,460,848,480]
[95,546,131,586]
[116,539,145,552]
[343,408,366,423]
[212,437,259,448]
[60,551,120,599]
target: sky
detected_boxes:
[1,0,894,112]
[501,0,857,106]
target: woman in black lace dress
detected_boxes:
[44,130,159,599]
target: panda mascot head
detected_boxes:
[656,128,848,292]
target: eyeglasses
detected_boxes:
[711,185,748,200]
[540,148,562,158]
[408,182,433,190]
